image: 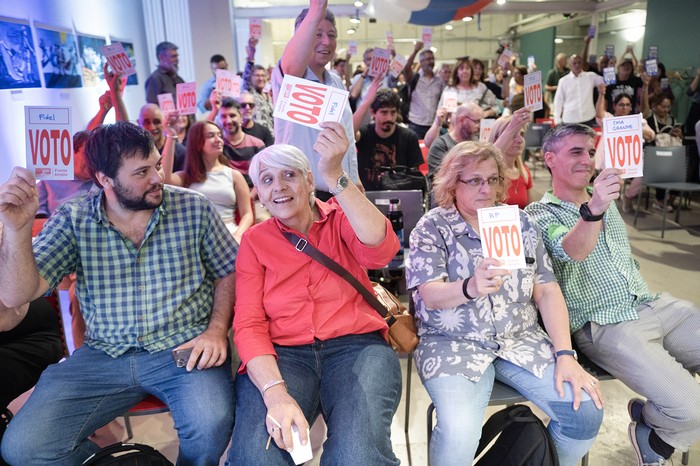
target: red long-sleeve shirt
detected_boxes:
[233,199,400,372]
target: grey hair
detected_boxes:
[239,91,255,101]
[294,8,336,31]
[248,144,312,188]
[541,123,596,155]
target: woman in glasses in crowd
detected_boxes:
[407,141,604,466]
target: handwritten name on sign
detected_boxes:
[478,205,526,269]
[602,113,643,178]
[157,93,175,113]
[368,48,391,78]
[176,82,197,115]
[25,106,73,181]
[216,69,241,98]
[102,42,136,77]
[273,74,349,130]
[524,70,543,111]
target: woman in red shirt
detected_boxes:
[488,108,533,209]
[228,122,402,466]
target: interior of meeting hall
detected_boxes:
[1,0,699,465]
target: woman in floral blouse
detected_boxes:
[406,141,604,466]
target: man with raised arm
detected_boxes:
[0,122,238,466]
[270,0,361,201]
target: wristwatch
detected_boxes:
[329,172,350,196]
[579,202,604,222]
[554,349,578,361]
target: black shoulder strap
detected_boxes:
[82,442,170,465]
[280,231,393,322]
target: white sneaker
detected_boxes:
[653,203,674,213]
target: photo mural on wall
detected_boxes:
[77,34,107,87]
[35,26,83,88]
[0,18,41,90]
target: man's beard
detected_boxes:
[113,178,163,211]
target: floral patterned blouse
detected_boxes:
[406,204,557,383]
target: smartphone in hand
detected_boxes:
[171,348,194,368]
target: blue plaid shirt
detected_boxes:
[33,186,238,357]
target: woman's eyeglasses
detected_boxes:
[458,176,503,188]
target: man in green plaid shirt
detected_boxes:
[0,122,238,465]
[526,123,700,466]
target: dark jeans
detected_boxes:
[0,298,63,409]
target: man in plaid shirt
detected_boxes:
[0,122,237,466]
[526,123,700,466]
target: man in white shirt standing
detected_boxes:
[553,54,604,127]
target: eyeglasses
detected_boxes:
[463,115,480,124]
[458,176,503,188]
[240,102,255,109]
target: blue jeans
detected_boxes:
[1,345,234,466]
[425,359,603,466]
[227,332,401,466]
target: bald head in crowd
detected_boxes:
[137,104,166,149]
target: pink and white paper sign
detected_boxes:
[524,71,543,111]
[25,106,73,181]
[442,89,458,113]
[249,18,262,39]
[389,54,406,79]
[477,204,526,269]
[216,69,241,98]
[479,118,496,142]
[421,28,432,48]
[368,48,391,78]
[273,74,349,130]
[157,93,175,114]
[102,42,136,77]
[176,82,197,115]
[602,113,644,178]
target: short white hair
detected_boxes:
[248,144,311,188]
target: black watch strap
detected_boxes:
[579,202,604,222]
[554,349,578,360]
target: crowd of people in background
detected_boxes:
[1,0,700,465]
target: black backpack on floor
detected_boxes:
[475,405,560,466]
[82,443,173,466]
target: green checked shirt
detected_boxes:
[33,186,238,357]
[525,189,657,332]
